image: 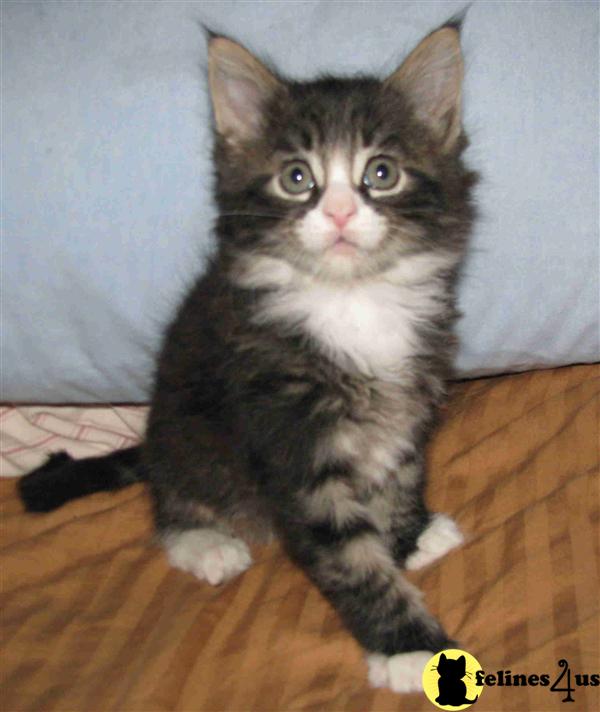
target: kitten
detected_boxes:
[435,653,479,705]
[19,20,477,694]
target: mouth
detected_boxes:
[329,236,360,256]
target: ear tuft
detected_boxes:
[208,36,282,146]
[386,26,464,152]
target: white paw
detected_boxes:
[367,650,432,693]
[164,529,252,585]
[405,514,464,571]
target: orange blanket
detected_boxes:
[1,365,598,711]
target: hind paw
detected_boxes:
[164,529,252,585]
[405,514,464,571]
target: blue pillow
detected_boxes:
[2,0,598,402]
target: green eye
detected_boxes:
[279,161,315,195]
[362,156,401,191]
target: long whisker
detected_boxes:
[219,211,286,220]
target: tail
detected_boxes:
[18,446,144,513]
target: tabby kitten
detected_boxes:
[19,21,477,693]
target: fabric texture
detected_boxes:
[2,0,599,402]
[1,364,598,710]
[0,405,145,477]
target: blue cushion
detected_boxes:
[2,0,598,401]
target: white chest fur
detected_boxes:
[236,253,454,380]
[250,254,452,380]
[288,281,420,377]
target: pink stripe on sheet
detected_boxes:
[3,434,58,457]
[0,405,148,477]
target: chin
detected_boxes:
[314,248,372,282]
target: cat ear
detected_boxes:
[386,24,464,152]
[440,653,447,662]
[458,655,466,664]
[208,35,282,145]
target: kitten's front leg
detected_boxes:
[273,472,453,693]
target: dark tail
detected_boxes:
[18,446,144,513]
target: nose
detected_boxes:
[322,187,357,230]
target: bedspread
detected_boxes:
[1,364,598,711]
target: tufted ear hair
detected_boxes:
[386,25,464,152]
[208,35,283,146]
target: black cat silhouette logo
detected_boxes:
[422,649,483,710]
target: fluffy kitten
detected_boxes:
[19,21,477,693]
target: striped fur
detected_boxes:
[19,22,477,691]
[145,23,477,677]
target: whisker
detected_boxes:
[219,211,286,220]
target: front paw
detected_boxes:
[367,651,433,693]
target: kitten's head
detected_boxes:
[208,24,476,283]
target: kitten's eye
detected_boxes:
[279,161,315,195]
[362,156,402,192]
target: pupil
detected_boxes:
[292,168,303,184]
[376,164,388,180]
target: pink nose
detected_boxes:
[322,188,357,229]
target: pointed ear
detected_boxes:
[208,36,282,145]
[440,653,447,662]
[385,26,464,152]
